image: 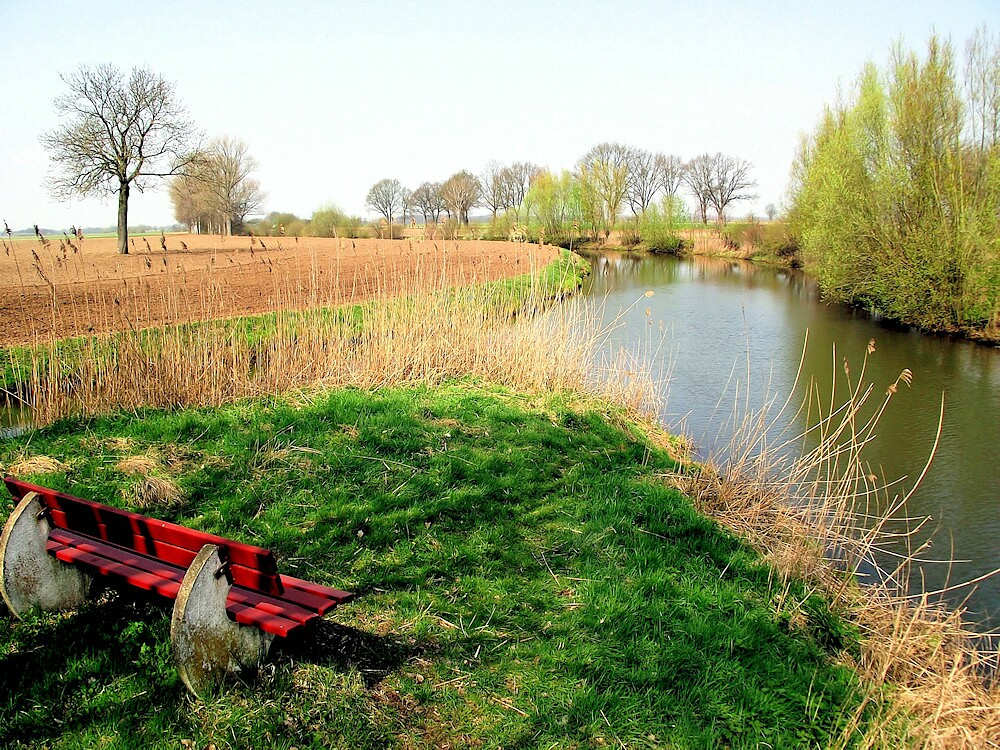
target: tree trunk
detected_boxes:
[117,181,130,254]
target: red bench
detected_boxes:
[0,476,354,694]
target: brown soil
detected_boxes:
[0,234,558,345]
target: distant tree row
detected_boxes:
[790,28,1000,332]
[362,146,757,242]
[169,136,265,235]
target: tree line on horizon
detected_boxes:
[35,62,761,251]
[244,146,760,245]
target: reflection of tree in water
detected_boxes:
[587,251,818,297]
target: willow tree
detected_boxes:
[577,142,630,237]
[41,64,199,254]
[790,32,1000,331]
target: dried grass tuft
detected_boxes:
[129,475,183,509]
[116,454,160,476]
[104,437,135,452]
[7,455,69,476]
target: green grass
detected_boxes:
[0,381,877,749]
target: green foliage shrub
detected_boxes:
[481,213,517,241]
[722,222,800,263]
[619,219,642,248]
[790,34,1000,331]
[310,205,367,238]
[638,196,686,253]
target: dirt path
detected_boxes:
[0,234,558,345]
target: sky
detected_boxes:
[1,0,997,231]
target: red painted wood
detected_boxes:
[48,529,185,584]
[48,511,201,569]
[226,601,302,637]
[278,575,354,615]
[50,545,182,599]
[227,563,283,596]
[282,574,355,603]
[227,586,316,625]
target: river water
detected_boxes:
[582,251,1000,630]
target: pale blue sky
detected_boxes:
[1,0,997,230]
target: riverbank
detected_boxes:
[672,227,1000,346]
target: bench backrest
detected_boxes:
[4,476,283,596]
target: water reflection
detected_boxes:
[583,251,1000,628]
[0,401,31,439]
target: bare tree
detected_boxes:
[365,178,405,230]
[965,26,1000,192]
[708,153,757,223]
[577,142,630,236]
[682,153,716,224]
[399,187,415,226]
[440,170,481,225]
[169,136,264,234]
[204,136,264,234]
[413,181,445,224]
[169,170,213,233]
[656,153,685,197]
[501,161,539,220]
[41,64,199,254]
[480,160,507,218]
[966,26,1000,152]
[625,146,661,216]
[765,202,778,221]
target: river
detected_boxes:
[582,251,1000,630]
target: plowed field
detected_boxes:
[0,234,557,345]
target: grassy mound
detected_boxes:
[0,382,874,749]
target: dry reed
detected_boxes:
[7,247,661,428]
[5,455,70,476]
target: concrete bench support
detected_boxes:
[170,544,275,695]
[0,491,92,616]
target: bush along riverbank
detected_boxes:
[2,382,880,749]
[789,32,1000,343]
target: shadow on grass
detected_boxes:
[0,591,407,748]
[274,619,415,688]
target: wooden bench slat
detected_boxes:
[227,586,316,625]
[48,514,200,569]
[227,563,284,597]
[48,529,186,585]
[278,575,355,614]
[50,545,182,599]
[281,574,356,602]
[226,601,302,637]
